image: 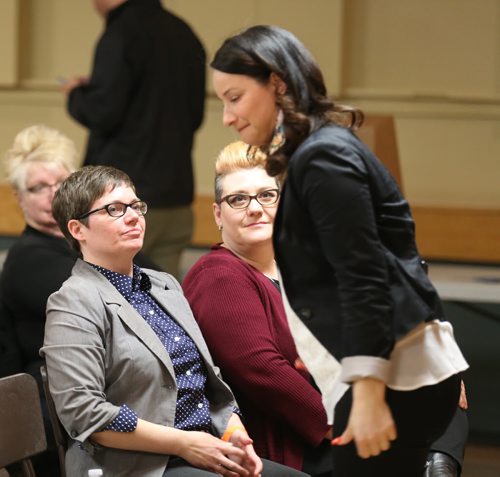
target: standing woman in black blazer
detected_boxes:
[210,25,468,477]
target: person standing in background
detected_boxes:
[62,0,206,279]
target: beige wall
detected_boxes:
[1,0,499,207]
[0,0,18,86]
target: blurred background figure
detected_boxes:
[62,0,206,280]
[0,124,161,477]
[183,142,333,476]
[1,124,77,375]
[0,124,78,476]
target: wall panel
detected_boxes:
[19,0,100,86]
[343,0,500,100]
[397,117,500,206]
[166,0,344,95]
[0,0,19,86]
[0,0,499,263]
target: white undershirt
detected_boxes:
[279,273,469,425]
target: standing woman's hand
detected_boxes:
[333,377,397,458]
[458,380,468,410]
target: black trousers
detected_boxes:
[303,438,334,477]
[429,406,469,471]
[164,457,311,476]
[331,374,461,477]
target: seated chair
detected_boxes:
[0,299,22,379]
[40,365,67,477]
[0,373,47,476]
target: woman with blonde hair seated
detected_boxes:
[0,125,159,476]
[0,124,78,475]
[183,141,332,476]
[1,124,79,376]
[1,125,159,377]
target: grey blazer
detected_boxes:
[41,259,236,477]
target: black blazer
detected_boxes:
[273,124,444,361]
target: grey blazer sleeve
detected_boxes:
[41,275,122,444]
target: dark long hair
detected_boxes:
[211,25,363,177]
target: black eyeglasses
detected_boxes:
[219,189,280,209]
[77,200,148,220]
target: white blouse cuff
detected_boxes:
[340,356,391,384]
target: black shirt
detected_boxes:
[68,0,206,207]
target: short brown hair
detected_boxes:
[52,165,135,252]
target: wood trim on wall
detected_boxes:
[0,184,223,246]
[355,115,403,189]
[1,184,499,264]
[192,194,218,246]
[412,205,500,264]
[0,184,24,235]
[0,185,223,243]
[193,196,500,264]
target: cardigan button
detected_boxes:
[298,307,313,320]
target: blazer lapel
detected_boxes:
[149,276,214,364]
[115,299,176,377]
[74,261,176,377]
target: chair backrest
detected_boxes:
[40,365,67,477]
[0,299,22,379]
[355,115,404,192]
[0,373,47,476]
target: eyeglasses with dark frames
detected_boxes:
[219,188,280,209]
[77,200,148,220]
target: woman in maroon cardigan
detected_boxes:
[182,142,332,476]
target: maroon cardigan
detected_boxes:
[182,245,328,470]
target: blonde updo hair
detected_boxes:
[214,141,278,203]
[5,124,79,191]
